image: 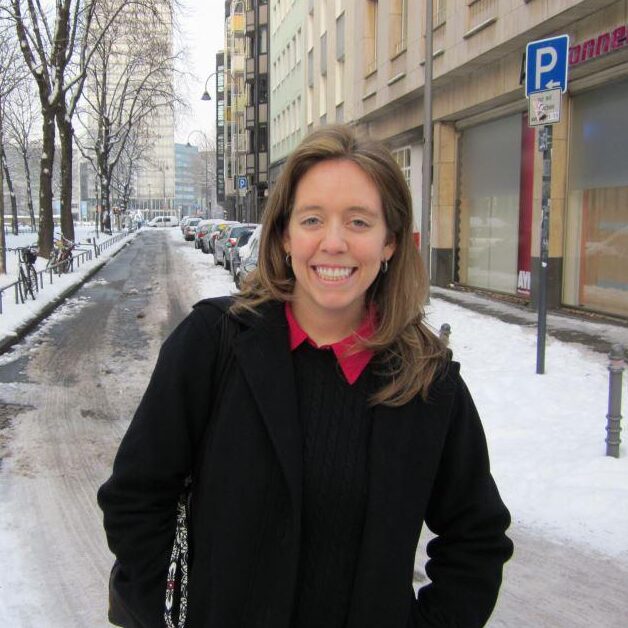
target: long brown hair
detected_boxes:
[232,124,448,405]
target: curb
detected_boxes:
[0,235,134,356]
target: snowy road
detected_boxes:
[1,230,626,626]
[0,231,204,627]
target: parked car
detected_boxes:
[201,220,240,254]
[229,226,258,281]
[194,220,213,249]
[183,217,202,241]
[214,224,257,270]
[147,215,179,227]
[235,226,261,289]
[180,216,194,234]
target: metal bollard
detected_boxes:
[605,344,625,458]
[439,323,451,347]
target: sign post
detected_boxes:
[525,34,569,374]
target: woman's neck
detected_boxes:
[290,302,365,346]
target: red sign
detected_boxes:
[569,25,627,66]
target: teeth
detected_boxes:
[314,266,353,281]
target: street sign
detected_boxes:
[528,88,561,127]
[525,35,570,96]
[237,176,248,190]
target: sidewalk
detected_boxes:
[0,229,137,355]
[430,285,628,356]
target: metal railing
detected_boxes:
[0,231,130,315]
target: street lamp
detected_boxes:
[202,68,242,221]
[187,129,211,218]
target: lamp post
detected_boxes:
[202,68,241,221]
[187,129,211,218]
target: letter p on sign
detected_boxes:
[525,35,570,96]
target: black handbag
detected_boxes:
[109,304,237,628]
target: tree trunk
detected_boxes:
[56,110,75,242]
[37,110,56,259]
[22,152,36,231]
[0,110,5,274]
[0,144,19,235]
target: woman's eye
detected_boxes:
[351,218,370,228]
[301,217,320,226]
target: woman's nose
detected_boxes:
[320,223,348,253]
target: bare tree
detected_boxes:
[0,20,28,273]
[3,0,171,256]
[76,0,180,232]
[5,77,39,231]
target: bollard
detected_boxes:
[605,344,624,458]
[439,323,451,347]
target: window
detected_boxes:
[259,125,268,152]
[259,76,268,103]
[434,0,447,28]
[296,28,302,63]
[336,12,345,61]
[390,0,407,57]
[392,147,411,189]
[319,75,327,116]
[320,0,327,35]
[365,0,378,75]
[259,25,268,54]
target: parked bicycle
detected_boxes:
[12,245,39,303]
[46,233,76,274]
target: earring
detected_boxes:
[285,253,292,268]
[380,260,388,274]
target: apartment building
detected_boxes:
[223,1,249,221]
[268,0,628,319]
[244,0,270,222]
[269,0,307,185]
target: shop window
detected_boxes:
[458,114,522,294]
[563,80,628,317]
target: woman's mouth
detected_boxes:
[313,266,355,281]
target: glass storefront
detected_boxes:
[564,79,628,318]
[458,114,532,295]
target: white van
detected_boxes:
[147,215,179,227]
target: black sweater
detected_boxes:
[291,342,374,628]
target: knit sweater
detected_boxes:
[291,341,374,628]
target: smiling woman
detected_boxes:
[98,125,513,628]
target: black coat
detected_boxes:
[98,298,513,628]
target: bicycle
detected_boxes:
[46,234,76,274]
[13,245,39,303]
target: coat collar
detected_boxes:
[231,301,303,518]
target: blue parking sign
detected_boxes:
[237,176,248,190]
[525,35,570,96]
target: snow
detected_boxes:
[1,227,627,567]
[0,226,134,343]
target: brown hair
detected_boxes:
[232,124,447,406]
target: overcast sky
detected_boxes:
[175,1,226,147]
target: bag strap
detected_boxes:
[164,310,238,628]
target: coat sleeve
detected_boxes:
[414,371,513,627]
[97,304,223,628]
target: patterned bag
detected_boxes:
[163,306,236,628]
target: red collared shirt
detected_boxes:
[285,302,376,385]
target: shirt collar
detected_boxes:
[285,302,376,385]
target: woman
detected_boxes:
[98,125,513,628]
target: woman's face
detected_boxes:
[283,159,395,331]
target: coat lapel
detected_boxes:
[346,391,454,628]
[232,302,303,517]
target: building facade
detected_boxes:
[266,0,628,319]
[175,143,200,216]
[223,1,248,221]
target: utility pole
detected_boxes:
[421,0,433,282]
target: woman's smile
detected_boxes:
[283,159,395,339]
